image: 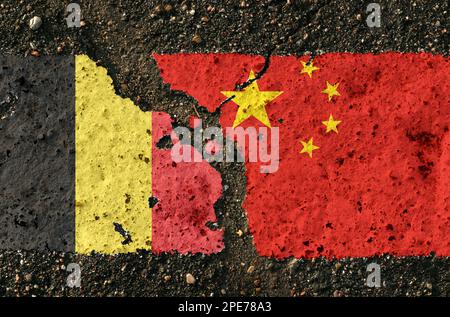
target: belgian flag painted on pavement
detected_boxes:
[0,55,223,254]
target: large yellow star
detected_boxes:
[300,61,319,78]
[322,81,340,101]
[300,137,319,158]
[221,70,283,128]
[322,114,341,133]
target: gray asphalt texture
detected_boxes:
[0,57,75,252]
[0,0,449,296]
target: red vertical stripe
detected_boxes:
[151,112,224,254]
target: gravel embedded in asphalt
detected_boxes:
[0,0,448,297]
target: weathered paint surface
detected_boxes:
[75,55,152,254]
[154,52,450,259]
[151,112,224,254]
[0,56,75,251]
[1,55,225,255]
[75,55,223,255]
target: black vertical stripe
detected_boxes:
[0,56,75,251]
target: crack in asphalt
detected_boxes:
[215,1,326,111]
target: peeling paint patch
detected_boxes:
[0,93,17,120]
[113,222,133,245]
[152,112,224,254]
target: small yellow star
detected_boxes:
[221,70,283,128]
[300,137,319,158]
[322,81,340,101]
[322,114,341,134]
[300,61,319,78]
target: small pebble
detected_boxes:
[287,258,299,271]
[120,83,129,93]
[192,34,202,44]
[164,4,173,12]
[29,16,42,30]
[333,290,343,297]
[24,273,32,282]
[186,273,196,284]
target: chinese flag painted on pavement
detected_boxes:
[0,55,223,254]
[154,53,449,259]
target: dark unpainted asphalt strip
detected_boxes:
[0,0,449,296]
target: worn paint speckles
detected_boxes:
[75,55,152,254]
[151,112,224,254]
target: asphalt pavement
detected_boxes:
[0,0,448,296]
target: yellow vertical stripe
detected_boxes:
[75,55,152,254]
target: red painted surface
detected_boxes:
[154,53,450,259]
[152,112,224,254]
